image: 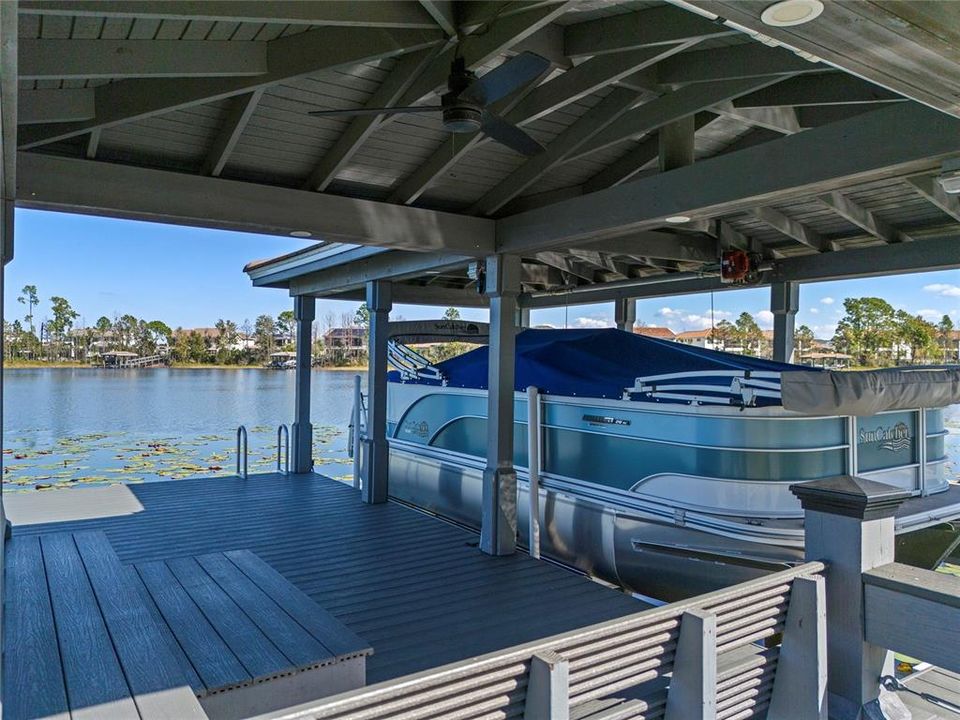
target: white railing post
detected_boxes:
[526,386,541,560]
[768,575,828,719]
[664,608,717,720]
[917,408,927,495]
[352,374,362,490]
[277,424,290,475]
[236,425,248,479]
[523,651,569,720]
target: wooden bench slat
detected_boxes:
[2,536,70,720]
[225,549,371,658]
[123,565,205,695]
[137,559,251,692]
[196,551,334,668]
[166,556,292,681]
[40,533,141,720]
[72,531,206,720]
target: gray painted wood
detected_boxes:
[166,555,291,680]
[40,533,141,720]
[136,558,252,691]
[72,531,207,720]
[664,609,717,720]
[12,473,643,685]
[3,536,70,720]
[524,651,570,720]
[195,551,332,666]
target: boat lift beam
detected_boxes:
[363,279,392,504]
[481,254,521,556]
[291,295,315,473]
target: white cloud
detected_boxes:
[820,297,835,305]
[924,283,960,298]
[573,316,610,329]
[918,308,945,322]
[809,307,819,315]
[655,306,733,330]
[755,310,774,328]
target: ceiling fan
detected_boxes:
[309,51,550,156]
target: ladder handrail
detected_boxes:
[277,424,290,475]
[236,425,248,479]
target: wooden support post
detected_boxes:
[516,305,531,328]
[524,651,569,720]
[791,476,910,720]
[290,295,315,474]
[614,298,636,332]
[362,280,392,504]
[481,255,520,556]
[768,575,828,719]
[771,281,798,363]
[664,609,717,720]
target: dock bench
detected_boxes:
[3,530,371,720]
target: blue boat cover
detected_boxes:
[388,328,816,403]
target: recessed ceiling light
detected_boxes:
[761,0,824,27]
[664,215,692,224]
[289,230,312,238]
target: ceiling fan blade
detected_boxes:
[308,105,442,118]
[480,111,544,156]
[463,51,550,106]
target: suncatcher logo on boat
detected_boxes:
[858,422,912,452]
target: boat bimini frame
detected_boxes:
[627,370,783,407]
[387,320,492,384]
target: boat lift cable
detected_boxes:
[881,675,960,714]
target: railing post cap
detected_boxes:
[790,475,910,520]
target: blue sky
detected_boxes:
[6,209,960,339]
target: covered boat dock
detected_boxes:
[3,1,960,718]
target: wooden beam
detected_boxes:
[656,44,824,85]
[534,251,597,283]
[817,191,912,244]
[85,128,100,159]
[418,0,457,36]
[19,39,267,80]
[751,206,826,252]
[711,101,800,134]
[302,46,441,192]
[683,0,960,118]
[288,250,472,295]
[18,1,439,28]
[18,89,93,124]
[202,89,263,177]
[1,0,18,266]
[16,152,494,254]
[389,45,682,205]
[470,87,642,216]
[907,174,960,222]
[563,4,737,58]
[18,27,444,149]
[734,73,904,108]
[575,231,718,263]
[565,76,781,164]
[497,102,960,254]
[329,284,488,307]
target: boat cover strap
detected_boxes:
[781,368,960,415]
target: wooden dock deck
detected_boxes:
[5,473,647,686]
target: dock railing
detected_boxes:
[271,561,826,720]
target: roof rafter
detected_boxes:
[563,4,737,58]
[19,39,267,80]
[906,175,960,223]
[750,206,827,252]
[389,45,684,206]
[18,88,93,124]
[711,101,800,135]
[655,44,824,85]
[817,191,912,244]
[202,89,264,177]
[18,1,440,28]
[733,73,903,108]
[18,26,444,150]
[497,102,960,254]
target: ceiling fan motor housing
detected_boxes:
[442,57,483,132]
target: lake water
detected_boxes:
[2,368,959,493]
[3,368,365,492]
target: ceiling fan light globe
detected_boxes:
[443,107,482,133]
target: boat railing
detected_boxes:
[271,561,827,719]
[349,375,366,489]
[626,369,783,406]
[527,386,542,560]
[387,339,445,383]
[235,425,248,479]
[277,424,290,475]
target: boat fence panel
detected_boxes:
[282,562,825,720]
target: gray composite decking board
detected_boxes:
[122,564,206,694]
[136,559,252,691]
[39,533,141,720]
[195,551,334,667]
[223,549,370,659]
[165,555,293,680]
[71,531,207,720]
[13,473,645,685]
[2,536,71,720]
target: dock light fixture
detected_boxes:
[761,0,824,27]
[936,158,960,195]
[289,230,312,238]
[664,215,692,224]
